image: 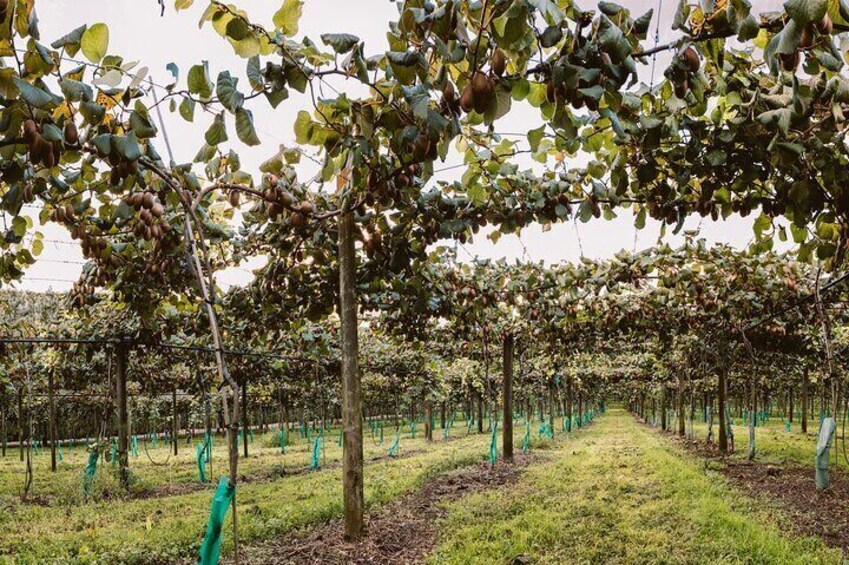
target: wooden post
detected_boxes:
[718,367,728,453]
[116,345,130,490]
[49,370,57,472]
[1,388,6,457]
[502,332,514,460]
[787,385,794,423]
[801,367,809,433]
[17,388,23,462]
[339,208,364,540]
[440,401,446,430]
[424,399,433,442]
[242,383,249,458]
[677,375,686,436]
[476,390,483,433]
[566,377,573,431]
[172,387,178,456]
[660,389,668,431]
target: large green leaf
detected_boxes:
[784,0,828,24]
[188,62,213,99]
[216,71,244,113]
[235,108,260,146]
[321,33,360,54]
[205,113,228,145]
[81,23,109,63]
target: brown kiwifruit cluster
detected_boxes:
[262,173,315,227]
[23,119,63,168]
[0,0,9,22]
[49,202,78,224]
[108,155,139,186]
[455,49,507,115]
[782,15,833,71]
[123,191,169,241]
[362,225,383,258]
[364,163,420,208]
[671,46,700,99]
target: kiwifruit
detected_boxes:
[546,81,556,103]
[680,46,700,73]
[395,173,411,188]
[108,152,121,167]
[298,201,313,214]
[127,160,138,175]
[228,190,240,207]
[799,25,814,49]
[413,133,431,161]
[585,96,599,111]
[780,51,800,72]
[817,14,833,35]
[459,83,475,113]
[491,48,506,77]
[142,192,155,209]
[43,146,56,168]
[30,135,46,164]
[0,0,8,21]
[471,71,489,97]
[64,122,79,145]
[151,202,165,218]
[278,190,295,206]
[23,119,38,145]
[289,212,304,227]
[673,78,689,98]
[130,192,144,209]
[442,81,456,104]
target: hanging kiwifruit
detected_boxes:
[799,25,814,49]
[23,119,38,145]
[142,192,155,209]
[110,168,121,186]
[491,49,506,77]
[459,83,475,113]
[680,47,700,73]
[779,51,800,72]
[471,71,493,114]
[0,0,8,21]
[441,81,460,115]
[64,122,79,145]
[673,78,689,99]
[228,190,240,208]
[412,132,431,162]
[30,136,47,164]
[289,211,304,227]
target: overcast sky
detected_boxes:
[12,0,788,293]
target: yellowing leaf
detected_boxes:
[273,0,303,37]
[81,23,109,63]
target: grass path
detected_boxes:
[430,408,841,565]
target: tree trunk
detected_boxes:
[339,209,364,540]
[787,385,794,423]
[116,345,130,490]
[440,401,446,430]
[17,388,23,462]
[172,387,179,456]
[660,389,668,431]
[502,332,514,460]
[242,383,249,458]
[566,377,573,431]
[677,375,686,436]
[49,371,57,472]
[476,391,483,433]
[1,389,6,457]
[801,367,809,433]
[424,399,433,442]
[718,367,728,453]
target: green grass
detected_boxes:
[429,408,840,565]
[0,420,551,564]
[680,415,848,471]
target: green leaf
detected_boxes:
[13,78,55,108]
[188,62,213,99]
[81,23,109,63]
[784,0,828,25]
[273,0,303,37]
[59,78,93,102]
[179,97,196,122]
[216,71,244,113]
[111,133,142,161]
[321,33,360,54]
[294,110,314,144]
[51,25,86,57]
[235,108,260,146]
[528,0,563,25]
[205,113,228,145]
[527,126,545,152]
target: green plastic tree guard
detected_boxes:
[196,443,207,484]
[816,417,836,490]
[197,477,235,565]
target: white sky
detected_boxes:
[12,0,788,293]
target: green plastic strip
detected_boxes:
[489,421,498,465]
[82,449,98,496]
[196,442,207,484]
[388,433,400,457]
[521,422,531,454]
[197,477,235,565]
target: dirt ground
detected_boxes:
[225,455,536,565]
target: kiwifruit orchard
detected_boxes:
[3,0,849,563]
